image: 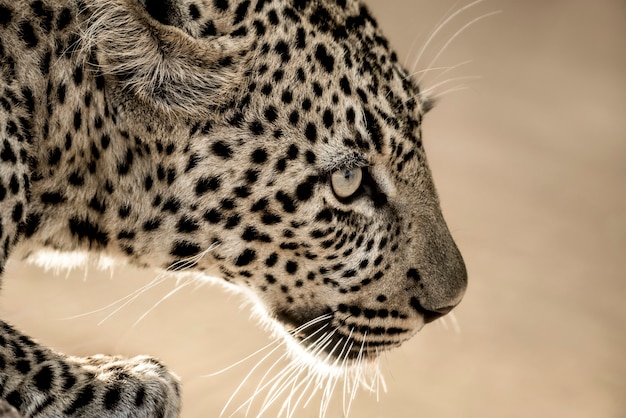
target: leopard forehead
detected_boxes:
[8,0,466,363]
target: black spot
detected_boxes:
[289,110,300,126]
[57,83,66,104]
[116,149,134,175]
[315,209,332,222]
[304,123,317,142]
[22,87,35,113]
[251,198,268,212]
[225,214,241,229]
[134,387,145,407]
[323,109,334,128]
[195,176,221,195]
[234,186,251,198]
[0,5,13,26]
[296,176,318,201]
[143,218,162,231]
[201,20,217,37]
[16,359,31,374]
[9,174,19,194]
[5,391,22,411]
[251,148,267,164]
[62,369,76,390]
[41,192,66,204]
[117,230,135,240]
[213,0,228,12]
[204,209,221,224]
[314,44,334,73]
[68,170,84,186]
[212,141,233,159]
[235,249,256,266]
[12,203,23,222]
[281,89,293,104]
[363,109,383,151]
[69,217,109,247]
[162,197,182,213]
[249,120,264,135]
[64,384,94,415]
[275,191,296,213]
[264,105,278,122]
[19,20,38,48]
[285,261,298,274]
[261,212,281,225]
[274,40,290,62]
[104,386,121,410]
[189,4,201,19]
[23,212,41,237]
[1,140,17,163]
[296,27,306,48]
[171,241,201,258]
[265,253,278,267]
[73,65,83,85]
[407,268,421,282]
[233,0,250,25]
[56,7,72,30]
[176,216,199,233]
[34,365,53,391]
[88,196,107,214]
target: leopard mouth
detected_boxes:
[274,307,419,362]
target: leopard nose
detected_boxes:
[410,297,455,324]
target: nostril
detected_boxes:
[410,297,455,324]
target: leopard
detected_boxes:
[0,0,467,416]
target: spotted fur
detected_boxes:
[0,0,466,416]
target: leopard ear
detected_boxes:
[87,0,250,119]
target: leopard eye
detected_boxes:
[331,167,363,199]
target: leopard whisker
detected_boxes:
[221,314,332,417]
[131,278,192,327]
[411,0,485,78]
[420,75,482,97]
[205,339,280,377]
[418,10,501,85]
[59,275,164,321]
[258,331,337,416]
[219,340,288,417]
[406,60,473,82]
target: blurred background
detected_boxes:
[2,0,625,417]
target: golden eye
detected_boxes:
[331,167,363,199]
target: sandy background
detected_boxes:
[2,0,625,417]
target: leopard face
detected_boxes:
[18,0,466,376]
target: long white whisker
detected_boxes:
[406,60,472,81]
[219,338,287,417]
[205,339,280,377]
[420,75,482,96]
[131,279,192,327]
[225,314,333,417]
[96,274,169,325]
[418,10,501,84]
[429,86,472,99]
[60,275,163,320]
[258,332,336,417]
[411,0,483,75]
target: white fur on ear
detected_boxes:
[85,0,250,119]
